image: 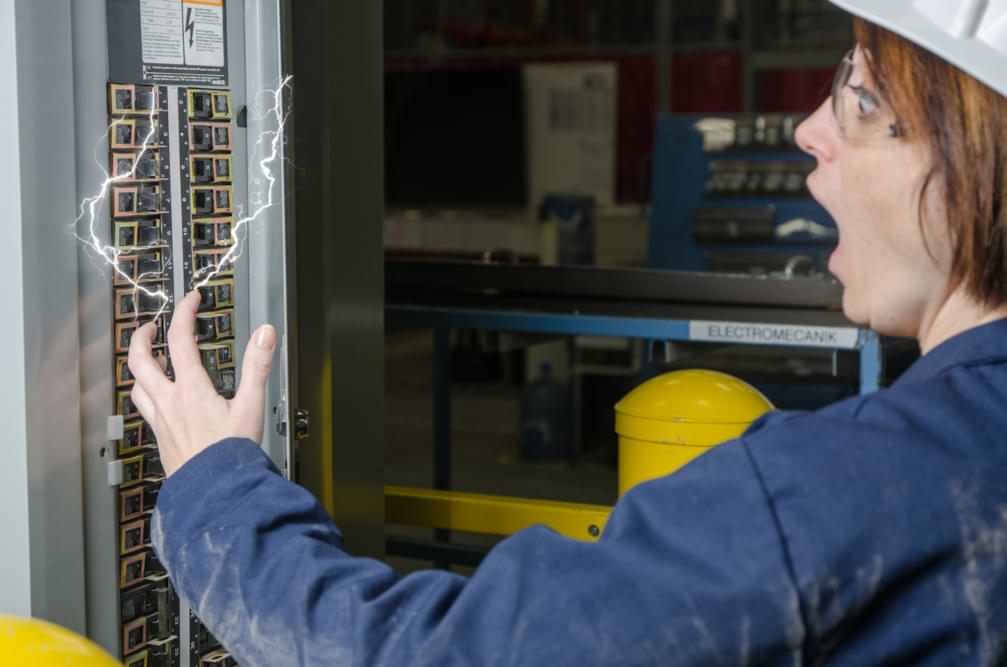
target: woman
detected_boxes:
[128,1,1007,664]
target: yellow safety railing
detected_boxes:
[385,486,611,542]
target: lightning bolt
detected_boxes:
[72,77,294,325]
[192,75,293,289]
[73,102,172,321]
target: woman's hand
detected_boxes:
[127,290,277,477]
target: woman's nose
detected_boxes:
[795,98,838,163]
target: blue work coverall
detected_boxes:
[151,320,1007,666]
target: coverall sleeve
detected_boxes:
[151,437,808,666]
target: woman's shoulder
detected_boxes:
[734,363,1007,659]
[748,354,1007,448]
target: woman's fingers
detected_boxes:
[128,322,172,396]
[231,325,277,440]
[167,291,212,386]
[130,379,158,427]
[128,294,279,476]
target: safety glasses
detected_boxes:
[831,48,901,142]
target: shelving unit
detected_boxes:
[383,0,851,211]
[385,0,852,111]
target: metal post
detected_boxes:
[569,336,583,462]
[859,331,884,394]
[433,328,453,491]
[289,0,386,559]
[433,328,452,567]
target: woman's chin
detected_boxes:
[840,289,870,327]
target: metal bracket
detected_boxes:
[106,417,125,488]
[107,459,124,487]
[107,415,124,441]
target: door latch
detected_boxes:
[294,408,310,440]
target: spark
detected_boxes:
[191,75,293,289]
[74,101,172,320]
[73,77,294,324]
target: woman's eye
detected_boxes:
[849,84,880,116]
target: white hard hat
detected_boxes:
[829,0,1007,98]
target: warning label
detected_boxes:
[108,0,228,87]
[182,1,225,68]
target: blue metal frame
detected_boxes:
[389,304,881,393]
[392,302,883,512]
[858,330,884,394]
[392,305,692,340]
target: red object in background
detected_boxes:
[671,51,745,112]
[413,0,593,50]
[756,68,834,112]
[613,55,658,204]
[614,51,743,202]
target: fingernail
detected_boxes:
[255,325,277,350]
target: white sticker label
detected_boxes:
[140,0,185,65]
[183,0,225,67]
[689,320,860,349]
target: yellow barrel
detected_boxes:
[615,370,774,496]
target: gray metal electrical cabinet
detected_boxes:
[1,0,293,664]
[86,2,293,663]
[0,0,88,637]
[0,0,386,663]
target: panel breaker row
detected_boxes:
[179,87,241,666]
[108,83,181,667]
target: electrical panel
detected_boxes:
[96,4,262,664]
[0,0,290,658]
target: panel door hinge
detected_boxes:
[274,390,288,437]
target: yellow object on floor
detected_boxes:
[615,370,774,496]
